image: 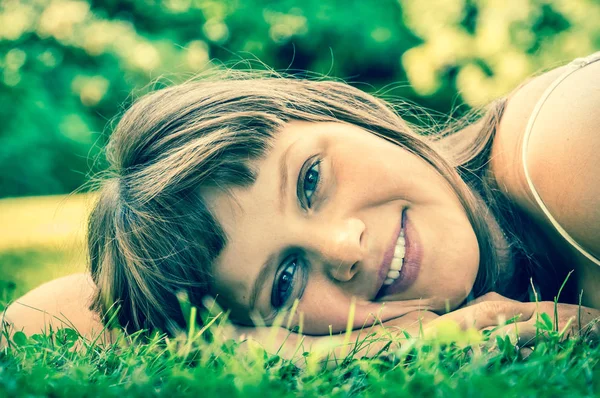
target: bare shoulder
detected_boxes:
[491,59,600,259]
[2,273,105,339]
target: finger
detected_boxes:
[519,346,534,359]
[480,342,534,360]
[463,292,521,307]
[483,322,539,349]
[579,317,600,342]
[427,301,536,332]
[484,315,600,348]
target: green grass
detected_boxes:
[0,308,599,397]
[1,195,599,397]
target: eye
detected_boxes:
[271,258,299,309]
[302,160,321,208]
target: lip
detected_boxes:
[375,209,404,298]
[374,209,422,300]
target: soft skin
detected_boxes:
[204,121,482,335]
[4,59,600,343]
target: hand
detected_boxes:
[218,292,600,366]
[220,310,440,367]
[426,292,600,351]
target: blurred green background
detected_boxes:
[1,0,599,301]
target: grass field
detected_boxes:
[1,194,599,397]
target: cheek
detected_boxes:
[293,283,355,334]
[334,143,414,203]
[211,279,253,323]
[291,282,404,334]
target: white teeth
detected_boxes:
[394,244,405,259]
[390,257,402,271]
[381,225,406,291]
[392,226,406,273]
[396,235,405,248]
[387,270,400,279]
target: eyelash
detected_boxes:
[300,157,322,209]
[271,256,300,309]
[270,157,322,310]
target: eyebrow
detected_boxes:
[249,252,278,311]
[278,142,294,213]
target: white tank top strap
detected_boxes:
[521,51,600,266]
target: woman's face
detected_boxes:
[204,121,480,334]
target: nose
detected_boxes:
[311,217,366,282]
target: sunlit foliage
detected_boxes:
[1,0,598,197]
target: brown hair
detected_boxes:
[88,71,575,335]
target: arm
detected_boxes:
[491,59,600,308]
[2,273,107,343]
[5,279,598,366]
[228,292,600,367]
[1,275,439,365]
[227,309,441,366]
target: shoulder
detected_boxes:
[490,57,600,259]
[2,273,105,339]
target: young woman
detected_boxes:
[4,52,600,353]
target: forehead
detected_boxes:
[202,121,306,306]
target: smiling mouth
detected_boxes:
[375,208,423,300]
[374,210,406,300]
